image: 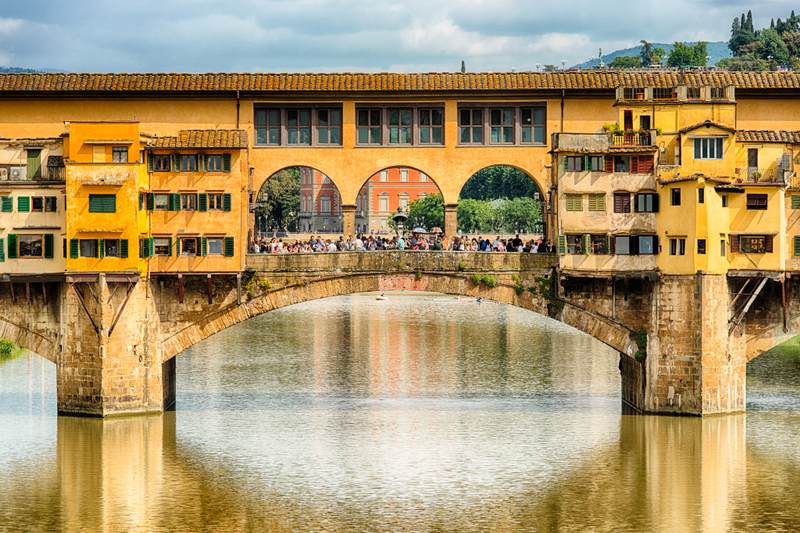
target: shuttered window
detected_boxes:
[613,192,631,213]
[0,238,4,262]
[565,194,583,211]
[635,193,659,213]
[223,236,235,257]
[746,194,768,210]
[587,194,605,211]
[557,235,566,255]
[70,239,79,259]
[44,234,54,259]
[17,196,30,212]
[1,195,11,212]
[7,234,17,259]
[222,193,232,212]
[794,236,800,256]
[89,194,116,213]
[792,196,800,209]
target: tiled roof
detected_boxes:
[2,71,800,93]
[736,130,800,143]
[148,129,247,149]
[678,120,736,134]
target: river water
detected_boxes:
[1,292,799,532]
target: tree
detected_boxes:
[667,41,708,67]
[717,56,770,71]
[460,166,540,201]
[609,55,641,69]
[256,167,301,230]
[756,28,791,65]
[638,40,664,67]
[495,197,542,233]
[457,199,496,233]
[405,194,444,231]
[729,13,757,55]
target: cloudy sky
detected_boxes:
[0,0,796,72]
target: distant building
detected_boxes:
[356,168,440,234]
[298,167,342,233]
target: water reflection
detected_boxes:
[0,293,799,531]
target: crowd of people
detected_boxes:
[250,234,556,254]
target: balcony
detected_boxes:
[69,164,137,186]
[0,162,65,182]
[611,132,656,147]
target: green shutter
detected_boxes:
[794,236,800,256]
[17,196,30,213]
[224,236,234,257]
[167,237,173,256]
[8,234,17,259]
[26,149,42,178]
[138,192,144,210]
[558,235,566,255]
[198,193,208,212]
[98,239,105,258]
[70,239,79,259]
[89,194,116,213]
[222,193,232,212]
[583,155,590,171]
[148,237,154,257]
[1,196,12,212]
[792,196,800,209]
[139,239,147,258]
[146,193,154,211]
[583,234,591,255]
[44,234,54,258]
[200,237,207,256]
[222,154,231,172]
[0,238,4,262]
[169,193,180,211]
[120,239,128,259]
[147,153,154,172]
[172,154,181,172]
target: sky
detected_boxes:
[0,0,796,72]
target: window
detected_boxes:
[89,194,116,213]
[590,156,605,171]
[18,235,43,257]
[418,192,428,200]
[710,87,726,99]
[388,108,412,144]
[418,108,443,145]
[565,194,583,211]
[1,195,11,212]
[671,189,681,206]
[746,194,768,210]
[31,197,44,212]
[151,155,171,172]
[459,109,483,144]
[698,188,705,204]
[588,193,605,212]
[697,239,706,255]
[255,108,281,145]
[693,137,724,160]
[286,109,311,145]
[566,156,584,172]
[591,234,609,254]
[320,196,331,214]
[738,235,771,254]
[638,235,657,255]
[687,87,701,99]
[104,239,121,257]
[112,147,128,163]
[380,170,388,182]
[45,197,57,212]
[357,109,382,145]
[379,194,389,212]
[207,192,225,210]
[720,239,726,257]
[490,108,514,143]
[635,193,658,213]
[614,156,629,173]
[520,107,546,144]
[669,238,686,256]
[179,155,198,172]
[400,169,408,182]
[317,108,342,145]
[154,237,171,256]
[614,236,630,255]
[207,237,224,255]
[180,237,198,256]
[399,193,409,210]
[613,192,631,213]
[566,234,584,254]
[420,173,428,182]
[722,194,728,207]
[79,239,98,258]
[153,193,170,211]
[206,155,224,172]
[180,193,197,211]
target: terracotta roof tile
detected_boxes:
[148,129,247,149]
[1,70,800,93]
[736,130,800,143]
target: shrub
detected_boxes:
[470,273,482,286]
[415,271,423,281]
[0,339,16,361]
[457,261,466,272]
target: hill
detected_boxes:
[574,41,731,69]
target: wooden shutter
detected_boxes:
[765,235,774,253]
[0,196,11,212]
[730,235,740,254]
[794,236,800,256]
[89,194,116,213]
[98,239,105,258]
[146,193,154,211]
[7,234,17,259]
[172,154,181,171]
[147,153,154,171]
[604,156,613,173]
[557,235,566,255]
[17,196,30,212]
[653,235,659,255]
[223,193,232,212]
[610,235,616,254]
[138,192,144,210]
[792,196,800,210]
[638,156,654,174]
[561,156,569,171]
[588,194,605,211]
[169,193,180,211]
[630,157,639,174]
[139,239,148,258]
[120,240,128,259]
[198,154,206,172]
[614,193,630,213]
[44,234,54,258]
[0,238,4,262]
[653,193,660,213]
[582,234,591,255]
[223,236,234,257]
[198,193,208,212]
[583,155,590,171]
[70,239,79,259]
[565,194,582,211]
[222,154,232,172]
[630,235,640,256]
[200,237,207,256]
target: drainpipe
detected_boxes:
[235,90,241,129]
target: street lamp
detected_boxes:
[392,207,408,238]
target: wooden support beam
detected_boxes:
[25,282,31,304]
[71,283,100,334]
[729,277,768,334]
[108,282,137,337]
[729,278,752,315]
[782,276,788,333]
[9,282,15,303]
[177,274,184,304]
[206,274,213,305]
[236,273,242,305]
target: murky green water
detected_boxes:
[1,292,799,532]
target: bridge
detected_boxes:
[0,251,794,417]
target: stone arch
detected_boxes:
[460,163,548,201]
[253,164,344,201]
[160,272,636,363]
[354,165,444,234]
[0,317,58,363]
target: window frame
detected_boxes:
[418,108,444,145]
[112,146,128,163]
[180,192,198,212]
[18,234,44,258]
[79,239,98,258]
[458,104,546,146]
[286,108,312,146]
[316,108,342,146]
[206,237,224,256]
[693,137,725,160]
[613,192,632,213]
[746,193,768,210]
[153,237,172,256]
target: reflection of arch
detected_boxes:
[161,272,636,363]
[459,163,546,200]
[355,165,444,234]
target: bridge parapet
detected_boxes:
[245,251,558,274]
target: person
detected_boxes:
[397,236,406,250]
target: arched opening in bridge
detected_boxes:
[354,167,443,235]
[254,166,343,237]
[456,165,546,244]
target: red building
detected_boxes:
[298,167,342,232]
[356,168,440,234]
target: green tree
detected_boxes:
[638,40,664,67]
[609,55,641,69]
[756,28,791,65]
[717,56,770,71]
[405,194,444,231]
[496,197,542,233]
[667,41,708,67]
[257,167,301,230]
[460,165,540,200]
[457,199,496,233]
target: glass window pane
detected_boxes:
[460,127,470,143]
[331,110,341,125]
[371,127,381,143]
[300,128,310,144]
[491,109,501,125]
[534,108,545,124]
[472,109,482,124]
[319,129,329,144]
[503,109,513,124]
[358,110,369,125]
[474,127,483,143]
[420,128,430,143]
[491,128,500,143]
[460,109,470,125]
[269,128,279,144]
[432,128,443,144]
[331,128,341,144]
[432,109,442,125]
[401,109,411,125]
[389,110,399,125]
[420,111,430,126]
[358,127,368,144]
[268,110,280,124]
[534,126,545,143]
[521,109,532,125]
[370,110,381,124]
[318,110,328,126]
[503,127,513,143]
